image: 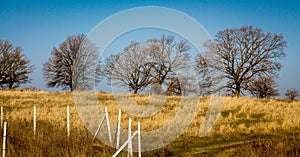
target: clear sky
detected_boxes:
[0,0,299,96]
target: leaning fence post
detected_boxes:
[112,121,141,157]
[112,131,138,157]
[67,105,70,138]
[105,106,112,144]
[2,122,7,157]
[92,115,106,142]
[33,106,36,136]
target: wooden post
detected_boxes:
[2,122,7,157]
[115,108,121,149]
[67,105,70,137]
[138,122,141,157]
[105,106,112,144]
[33,106,36,136]
[128,118,132,157]
[1,107,3,129]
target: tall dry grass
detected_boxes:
[0,90,299,156]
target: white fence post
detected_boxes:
[128,118,132,157]
[112,120,142,157]
[67,105,70,138]
[112,131,138,157]
[92,106,113,143]
[1,107,3,129]
[2,122,7,157]
[138,122,141,157]
[92,115,106,142]
[115,108,121,149]
[105,106,112,144]
[33,106,36,136]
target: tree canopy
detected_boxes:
[0,40,34,89]
[196,26,287,97]
[43,34,99,91]
[285,89,299,100]
[101,35,192,94]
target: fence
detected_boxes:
[0,106,141,157]
[112,120,141,157]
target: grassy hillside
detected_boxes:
[0,90,299,156]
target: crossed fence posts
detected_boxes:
[92,106,142,157]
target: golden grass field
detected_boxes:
[0,90,299,156]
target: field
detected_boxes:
[0,90,299,156]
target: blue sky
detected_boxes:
[0,0,299,96]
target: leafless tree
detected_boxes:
[101,42,152,94]
[195,54,223,95]
[0,40,34,89]
[248,76,279,98]
[196,26,287,97]
[285,89,299,100]
[101,35,193,95]
[43,34,99,91]
[146,35,191,94]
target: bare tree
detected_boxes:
[196,26,287,97]
[248,76,279,98]
[101,35,193,95]
[43,34,99,91]
[166,74,198,96]
[0,40,34,89]
[146,35,191,94]
[195,54,223,95]
[166,77,181,96]
[285,89,299,100]
[101,42,152,94]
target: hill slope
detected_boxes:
[0,90,299,156]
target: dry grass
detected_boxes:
[0,90,299,156]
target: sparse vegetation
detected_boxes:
[0,90,299,156]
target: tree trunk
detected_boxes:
[133,88,138,94]
[70,80,73,91]
[235,83,241,97]
[9,83,13,89]
[234,90,240,97]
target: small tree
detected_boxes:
[285,89,299,100]
[43,34,99,91]
[0,40,34,89]
[249,76,279,98]
[166,74,198,96]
